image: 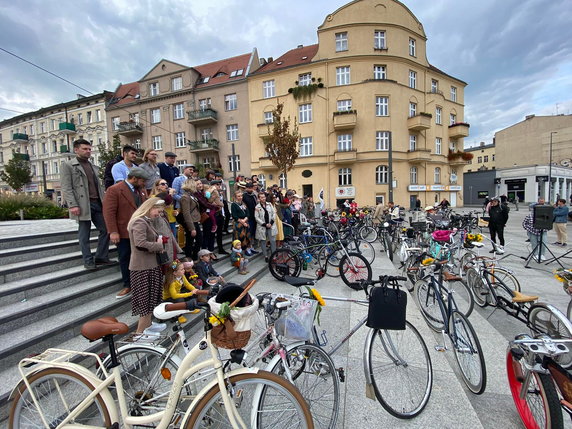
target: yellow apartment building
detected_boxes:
[465,142,495,172]
[248,0,470,209]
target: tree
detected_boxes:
[0,151,32,192]
[97,133,122,181]
[264,102,300,188]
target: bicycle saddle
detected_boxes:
[81,317,129,341]
[284,275,315,287]
[512,290,539,303]
[154,302,190,320]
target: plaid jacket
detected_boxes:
[522,214,541,235]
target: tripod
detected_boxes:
[523,229,563,268]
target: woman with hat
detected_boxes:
[179,178,202,260]
[231,190,254,256]
[254,191,278,262]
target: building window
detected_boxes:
[375,165,388,184]
[410,167,418,184]
[431,80,439,93]
[409,135,417,151]
[335,32,348,52]
[434,167,441,184]
[50,141,55,153]
[30,124,35,135]
[409,70,417,89]
[87,111,92,123]
[264,112,273,124]
[279,173,286,188]
[53,161,59,175]
[151,108,161,123]
[226,124,238,141]
[152,135,162,150]
[174,103,185,120]
[477,156,482,163]
[201,128,212,140]
[336,66,350,85]
[374,30,386,49]
[228,155,240,172]
[133,138,141,149]
[199,98,211,110]
[175,132,186,148]
[299,104,312,123]
[373,65,387,80]
[263,80,275,98]
[337,99,352,112]
[409,38,416,57]
[95,109,101,122]
[376,131,389,151]
[299,73,312,86]
[409,102,417,118]
[176,160,188,169]
[435,137,442,155]
[40,122,45,133]
[225,93,237,111]
[450,114,456,125]
[258,174,266,189]
[484,155,489,162]
[451,86,457,102]
[375,96,389,116]
[436,107,442,125]
[112,117,120,130]
[149,82,159,96]
[77,113,83,125]
[492,154,495,161]
[337,134,352,152]
[299,137,313,157]
[172,77,182,91]
[338,168,352,185]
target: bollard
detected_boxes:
[19,209,24,220]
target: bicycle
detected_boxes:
[507,334,572,428]
[8,290,314,429]
[465,255,521,308]
[413,258,485,394]
[282,273,434,419]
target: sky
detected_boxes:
[1,0,571,147]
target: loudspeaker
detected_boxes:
[533,205,554,230]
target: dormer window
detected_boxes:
[149,82,159,96]
[214,72,226,78]
[199,76,210,84]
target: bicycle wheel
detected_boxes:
[339,253,372,290]
[383,233,394,262]
[466,267,489,307]
[359,225,377,243]
[269,249,301,281]
[318,246,342,277]
[445,279,474,319]
[346,239,375,265]
[9,368,111,429]
[568,298,572,322]
[487,267,521,293]
[184,371,313,429]
[484,271,516,308]
[270,343,339,429]
[449,310,487,394]
[414,279,445,332]
[458,251,476,280]
[401,254,420,292]
[528,303,572,368]
[506,349,563,429]
[367,323,433,419]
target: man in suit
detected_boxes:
[103,167,149,298]
[158,151,180,187]
[61,139,110,270]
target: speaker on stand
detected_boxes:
[533,205,554,230]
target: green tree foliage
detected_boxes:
[264,102,300,187]
[0,151,32,191]
[97,134,121,180]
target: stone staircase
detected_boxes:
[0,228,271,422]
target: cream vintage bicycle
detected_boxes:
[8,290,314,429]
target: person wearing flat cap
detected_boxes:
[195,249,225,288]
[172,164,195,208]
[158,152,180,187]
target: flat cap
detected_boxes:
[210,179,222,185]
[165,151,177,157]
[197,249,214,258]
[127,167,151,180]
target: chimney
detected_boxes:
[267,57,273,62]
[297,44,303,49]
[525,114,535,120]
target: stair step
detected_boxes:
[0,225,96,250]
[0,236,101,264]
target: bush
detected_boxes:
[0,193,68,220]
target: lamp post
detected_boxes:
[388,131,393,202]
[548,131,557,203]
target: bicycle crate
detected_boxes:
[428,239,452,261]
[411,221,427,232]
[273,294,318,341]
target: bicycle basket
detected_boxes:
[208,293,259,349]
[274,294,318,341]
[478,216,490,227]
[367,284,407,330]
[428,240,451,261]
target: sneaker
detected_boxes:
[84,262,97,271]
[239,270,247,275]
[245,249,253,256]
[145,322,167,333]
[496,248,505,255]
[489,250,495,253]
[116,287,131,299]
[561,243,568,247]
[250,249,260,254]
[552,242,562,245]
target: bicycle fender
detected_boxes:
[363,329,377,400]
[114,343,183,367]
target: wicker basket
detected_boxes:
[208,293,259,350]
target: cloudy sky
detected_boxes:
[1,0,571,147]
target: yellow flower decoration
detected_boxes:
[422,257,435,266]
[310,288,326,307]
[209,315,225,326]
[341,211,347,217]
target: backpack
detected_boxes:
[104,155,122,189]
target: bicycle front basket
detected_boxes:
[274,295,318,341]
[366,285,407,330]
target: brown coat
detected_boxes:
[103,181,147,239]
[179,191,200,232]
[128,218,165,271]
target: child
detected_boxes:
[205,185,220,233]
[163,260,205,322]
[230,239,250,275]
[195,249,225,287]
[182,261,201,287]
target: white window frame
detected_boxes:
[224,93,237,111]
[279,173,286,188]
[450,114,456,125]
[151,108,161,124]
[335,32,348,52]
[173,103,185,120]
[263,80,275,98]
[410,167,418,184]
[172,77,182,91]
[336,66,350,86]
[376,131,389,151]
[375,96,389,116]
[112,117,120,130]
[409,102,417,118]
[374,30,386,49]
[409,70,417,89]
[338,168,352,185]
[299,136,313,157]
[337,99,352,112]
[150,82,159,96]
[431,80,438,93]
[201,128,212,141]
[337,134,352,152]
[298,73,312,86]
[451,86,457,102]
[40,122,45,133]
[299,104,312,123]
[434,167,441,184]
[226,124,238,141]
[373,65,386,80]
[87,111,92,123]
[409,135,417,151]
[152,135,162,150]
[435,137,442,155]
[409,38,416,57]
[228,155,240,172]
[264,112,273,124]
[77,113,83,125]
[436,107,442,125]
[175,132,186,148]
[199,98,211,110]
[375,165,388,184]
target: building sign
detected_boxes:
[478,191,489,198]
[335,186,355,197]
[407,185,427,191]
[24,184,39,192]
[536,176,548,182]
[447,185,462,191]
[430,185,445,191]
[559,158,571,167]
[505,179,527,184]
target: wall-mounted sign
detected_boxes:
[408,185,427,191]
[24,183,39,192]
[335,186,355,197]
[447,185,462,191]
[430,185,445,191]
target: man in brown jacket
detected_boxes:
[103,167,149,298]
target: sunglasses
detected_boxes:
[159,182,168,186]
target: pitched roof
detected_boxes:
[429,64,467,86]
[194,53,252,88]
[255,44,319,74]
[107,82,140,108]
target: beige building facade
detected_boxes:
[0,92,111,201]
[465,142,495,172]
[248,0,470,209]
[106,51,261,179]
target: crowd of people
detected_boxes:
[61,139,317,332]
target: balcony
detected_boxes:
[334,149,357,164]
[117,121,143,136]
[407,149,432,163]
[447,151,472,166]
[407,114,432,131]
[188,139,219,152]
[59,122,76,135]
[259,157,277,170]
[448,122,470,139]
[187,108,218,125]
[258,123,272,138]
[13,133,29,142]
[333,110,357,130]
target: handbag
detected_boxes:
[156,248,169,266]
[200,212,209,223]
[366,280,407,330]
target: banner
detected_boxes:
[318,187,325,210]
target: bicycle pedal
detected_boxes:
[337,367,345,383]
[434,345,446,352]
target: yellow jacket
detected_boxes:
[163,276,196,301]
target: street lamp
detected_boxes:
[548,131,557,203]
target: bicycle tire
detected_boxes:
[483,271,516,308]
[184,371,313,429]
[458,251,476,280]
[466,267,489,308]
[528,303,572,368]
[383,233,393,262]
[506,349,563,429]
[402,254,420,292]
[367,323,433,419]
[568,299,572,322]
[339,253,372,290]
[9,367,111,429]
[359,225,378,243]
[414,279,445,332]
[270,343,339,429]
[269,248,301,280]
[318,246,342,277]
[449,310,487,394]
[486,267,521,294]
[346,239,375,265]
[445,278,474,319]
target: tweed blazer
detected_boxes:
[103,181,147,239]
[60,157,105,221]
[179,191,201,232]
[128,217,165,271]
